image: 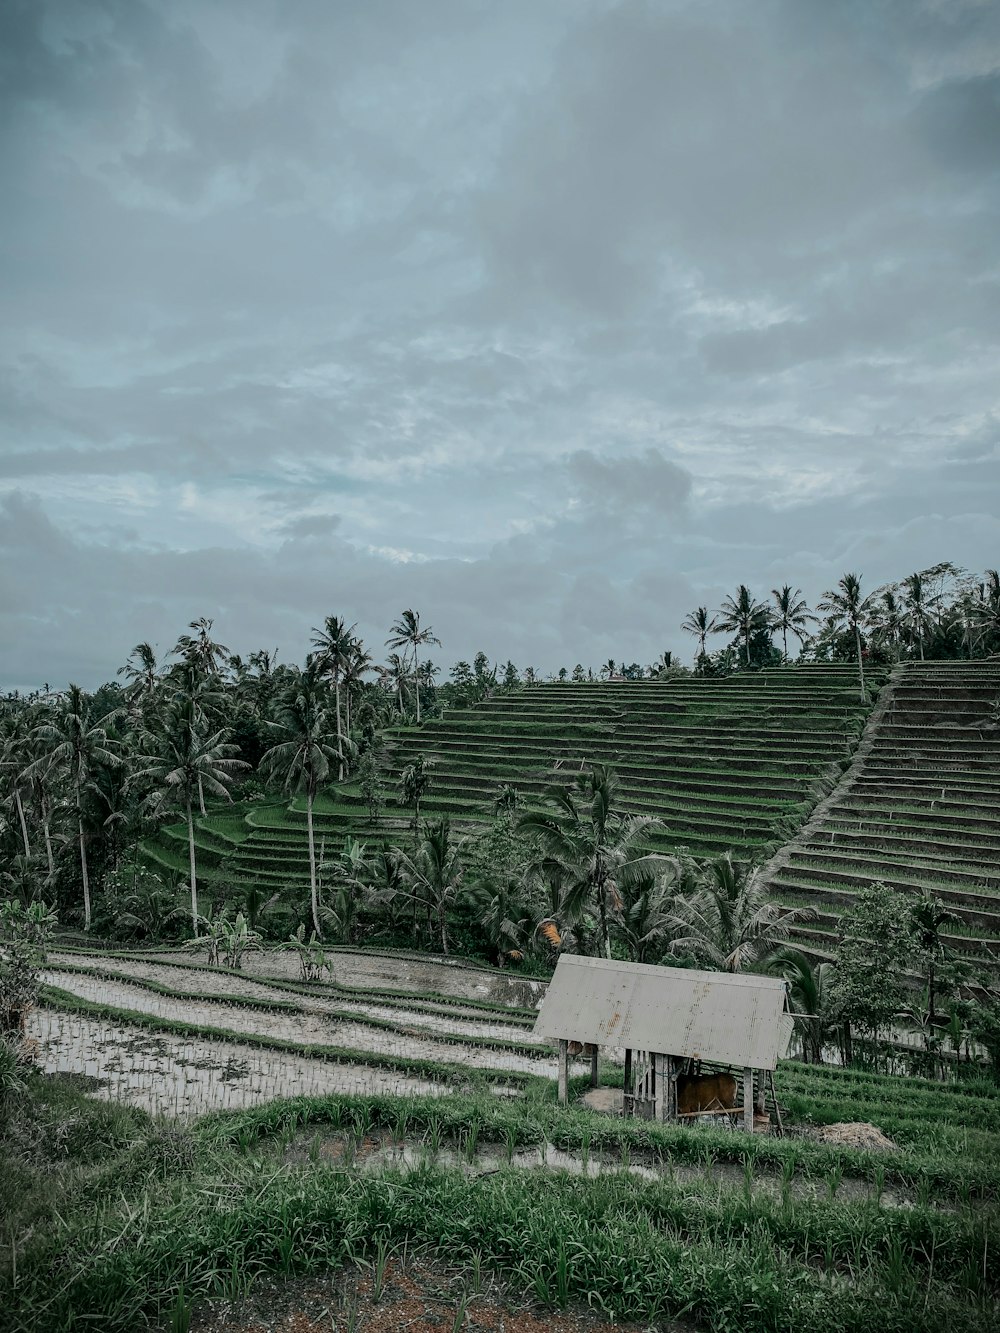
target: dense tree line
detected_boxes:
[3,564,1000,1080]
[681,564,1000,690]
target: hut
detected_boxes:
[533,956,793,1130]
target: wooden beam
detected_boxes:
[743,1067,754,1133]
[590,1046,600,1088]
[653,1052,665,1122]
[558,1039,568,1105]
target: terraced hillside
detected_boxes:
[143,666,878,899]
[762,661,1000,974]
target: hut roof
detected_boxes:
[533,956,793,1070]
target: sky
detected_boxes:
[1,0,998,691]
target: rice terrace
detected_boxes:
[3,568,1000,1333]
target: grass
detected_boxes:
[2,1063,998,1333]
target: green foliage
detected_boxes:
[830,883,915,1050]
[0,898,56,1038]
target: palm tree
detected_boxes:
[769,586,816,661]
[0,709,32,859]
[260,668,340,939]
[379,653,410,716]
[518,764,667,960]
[872,589,905,661]
[342,639,374,739]
[901,572,940,661]
[680,607,718,661]
[393,818,466,954]
[311,616,359,778]
[29,686,122,931]
[172,618,230,677]
[666,854,816,973]
[385,610,441,723]
[769,947,836,1063]
[397,756,434,837]
[117,642,161,717]
[715,586,771,667]
[133,696,246,935]
[817,572,874,700]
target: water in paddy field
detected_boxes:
[28,1010,447,1117]
[40,969,551,1076]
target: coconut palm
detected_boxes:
[117,642,161,718]
[715,586,771,667]
[518,764,668,960]
[0,709,32,860]
[769,586,816,661]
[133,695,246,935]
[172,618,230,677]
[871,589,905,661]
[260,667,340,939]
[680,607,718,661]
[311,615,360,777]
[379,653,410,716]
[386,610,441,723]
[769,947,836,1063]
[397,755,434,837]
[392,818,467,954]
[28,685,123,931]
[901,572,941,661]
[666,853,816,973]
[817,572,874,700]
[342,639,374,738]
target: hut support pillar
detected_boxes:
[558,1039,568,1105]
[743,1067,754,1132]
[589,1046,600,1088]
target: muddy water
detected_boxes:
[28,1010,445,1118]
[47,955,542,1045]
[42,969,552,1076]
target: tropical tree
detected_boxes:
[680,607,718,661]
[817,572,874,700]
[392,818,466,954]
[871,589,905,661]
[769,947,836,1063]
[397,755,434,837]
[900,571,941,661]
[116,642,161,718]
[909,892,958,1037]
[769,586,816,661]
[260,668,339,939]
[172,618,230,677]
[29,685,123,931]
[0,709,32,860]
[666,854,816,973]
[616,867,680,965]
[715,586,771,667]
[311,616,358,777]
[386,610,441,723]
[518,764,667,960]
[379,653,410,716]
[133,695,246,935]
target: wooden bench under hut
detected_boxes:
[533,956,793,1132]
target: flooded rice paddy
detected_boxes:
[29,1010,446,1117]
[34,948,563,1117]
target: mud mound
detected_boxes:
[817,1122,896,1152]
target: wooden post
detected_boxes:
[743,1067,754,1132]
[590,1046,600,1088]
[653,1052,665,1122]
[665,1054,678,1122]
[623,1048,633,1116]
[558,1039,568,1105]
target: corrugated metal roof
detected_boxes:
[533,956,793,1069]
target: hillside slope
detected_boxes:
[143,665,877,897]
[760,660,1000,974]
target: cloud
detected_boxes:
[0,0,998,689]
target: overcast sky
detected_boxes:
[2,0,998,690]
